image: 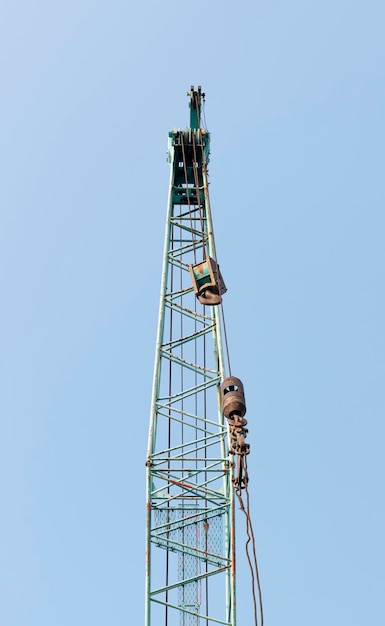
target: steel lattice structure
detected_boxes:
[145,87,235,626]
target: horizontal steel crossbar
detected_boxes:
[150,599,231,626]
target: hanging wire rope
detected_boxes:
[194,90,263,624]
[191,132,206,256]
[180,120,212,620]
[234,457,264,626]
[196,123,232,375]
[245,459,264,626]
[220,301,232,376]
[180,131,197,265]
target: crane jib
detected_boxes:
[145,86,262,626]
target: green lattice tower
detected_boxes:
[145,87,236,626]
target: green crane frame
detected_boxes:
[145,88,235,626]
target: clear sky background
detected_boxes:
[1,0,384,624]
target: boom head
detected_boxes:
[188,85,205,129]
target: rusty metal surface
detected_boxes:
[221,377,247,419]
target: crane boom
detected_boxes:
[145,87,237,626]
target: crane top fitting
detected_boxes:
[188,85,205,129]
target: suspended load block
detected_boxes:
[221,376,247,419]
[189,256,227,305]
[221,377,250,458]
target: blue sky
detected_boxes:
[1,0,384,624]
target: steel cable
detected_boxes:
[245,457,264,626]
[191,132,206,257]
[220,301,232,376]
[197,99,260,626]
[234,457,264,626]
[180,131,197,265]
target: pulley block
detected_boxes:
[189,256,227,306]
[221,376,247,419]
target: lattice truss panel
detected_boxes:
[147,129,233,626]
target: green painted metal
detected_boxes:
[146,88,235,626]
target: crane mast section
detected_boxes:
[146,119,235,626]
